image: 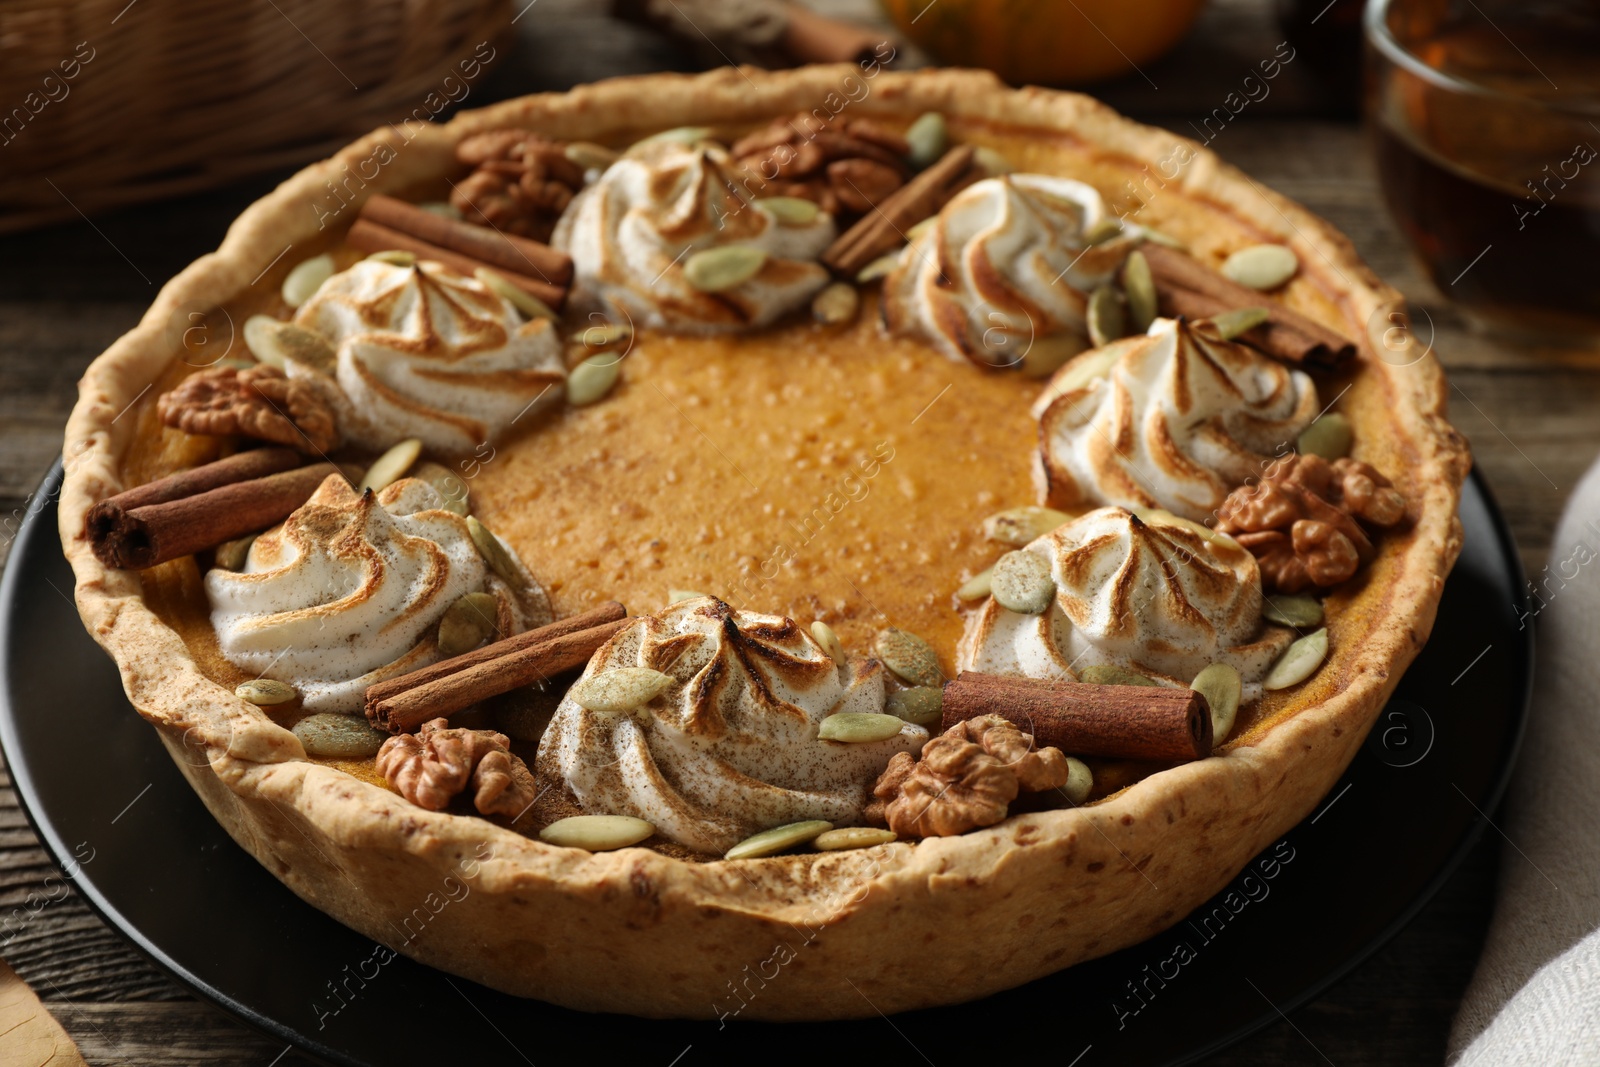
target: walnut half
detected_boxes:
[157,365,339,454]
[376,718,538,818]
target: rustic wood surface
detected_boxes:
[0,0,1579,1063]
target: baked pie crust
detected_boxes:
[59,67,1469,1019]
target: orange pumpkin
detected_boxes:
[880,0,1209,87]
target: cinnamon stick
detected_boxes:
[366,617,632,734]
[83,447,305,547]
[346,218,567,309]
[780,5,895,66]
[1141,243,1354,368]
[941,671,1212,762]
[822,143,978,276]
[360,195,573,287]
[91,464,339,570]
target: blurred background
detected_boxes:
[1,0,1595,1062]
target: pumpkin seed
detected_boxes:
[810,621,846,667]
[540,814,655,851]
[956,566,994,602]
[725,819,832,860]
[293,712,388,759]
[1054,345,1121,393]
[1020,331,1088,379]
[813,827,897,851]
[630,126,711,151]
[973,146,1014,176]
[1062,757,1093,805]
[1082,216,1124,246]
[1297,413,1353,461]
[669,589,707,603]
[1122,249,1158,333]
[684,245,768,292]
[1135,225,1187,249]
[820,712,905,743]
[213,534,256,572]
[437,591,499,656]
[1190,663,1242,744]
[811,282,860,326]
[1263,628,1328,691]
[1087,284,1126,347]
[366,249,416,266]
[1079,665,1158,687]
[875,628,943,688]
[565,140,620,171]
[359,438,423,492]
[1262,593,1324,629]
[467,517,524,589]
[983,506,1072,546]
[886,686,942,727]
[1211,306,1271,340]
[905,216,938,242]
[244,316,335,372]
[758,196,821,226]
[412,461,471,515]
[281,253,335,308]
[474,266,557,321]
[579,322,632,348]
[990,550,1056,614]
[855,252,901,284]
[567,354,622,406]
[236,678,297,705]
[905,112,948,169]
[1222,244,1299,291]
[570,667,673,715]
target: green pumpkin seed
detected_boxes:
[990,550,1056,614]
[412,461,471,515]
[1020,331,1088,379]
[570,667,673,715]
[418,201,462,219]
[244,316,335,372]
[1297,413,1353,461]
[819,712,905,743]
[905,112,948,169]
[359,438,422,493]
[467,517,525,589]
[1087,284,1126,347]
[1263,628,1328,690]
[759,196,821,226]
[293,713,388,759]
[1262,594,1324,629]
[957,566,994,602]
[1079,665,1158,687]
[855,252,901,284]
[1082,217,1124,246]
[684,245,767,292]
[282,254,335,308]
[578,322,632,348]
[1221,244,1298,291]
[214,534,256,572]
[875,628,943,688]
[886,686,942,727]
[567,354,622,407]
[1054,345,1121,393]
[236,678,297,705]
[1190,662,1242,744]
[540,815,655,851]
[475,266,557,321]
[366,249,416,266]
[725,819,832,860]
[905,216,938,242]
[811,282,860,326]
[1062,757,1093,805]
[983,506,1072,546]
[630,126,711,151]
[813,827,897,851]
[1136,226,1187,250]
[1122,249,1158,333]
[1211,306,1271,340]
[437,591,499,656]
[973,146,1014,176]
[565,141,620,171]
[810,621,845,667]
[669,589,708,603]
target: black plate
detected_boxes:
[0,461,1529,1066]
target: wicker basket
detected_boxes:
[0,0,514,233]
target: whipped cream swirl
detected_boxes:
[1034,316,1320,522]
[959,507,1291,689]
[207,474,547,714]
[552,139,836,332]
[537,597,926,853]
[288,260,566,455]
[883,174,1136,367]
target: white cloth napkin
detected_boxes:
[1448,457,1600,1063]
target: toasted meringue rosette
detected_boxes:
[959,506,1292,691]
[537,596,927,854]
[1033,316,1320,522]
[552,139,836,332]
[206,474,550,714]
[883,174,1136,367]
[287,259,566,454]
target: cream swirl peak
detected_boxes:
[552,139,836,332]
[288,259,566,454]
[207,474,547,714]
[537,596,926,854]
[882,173,1136,367]
[1034,316,1320,522]
[959,507,1292,690]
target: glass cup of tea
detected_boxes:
[1365,0,1600,344]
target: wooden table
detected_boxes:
[0,1,1582,1063]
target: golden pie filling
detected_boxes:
[110,113,1411,861]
